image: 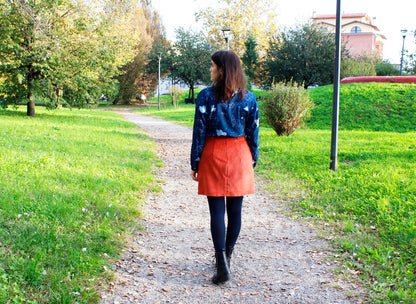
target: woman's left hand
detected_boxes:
[191,170,198,182]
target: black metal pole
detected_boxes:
[330,0,342,171]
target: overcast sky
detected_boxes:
[151,0,415,64]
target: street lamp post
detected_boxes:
[330,0,342,171]
[158,52,161,110]
[400,29,408,76]
[221,29,231,51]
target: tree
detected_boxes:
[115,2,168,104]
[169,28,213,103]
[263,23,342,88]
[242,34,259,85]
[0,0,64,115]
[195,0,277,56]
[0,0,147,115]
[406,30,416,74]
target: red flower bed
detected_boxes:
[340,76,416,84]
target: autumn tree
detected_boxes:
[195,0,278,56]
[0,0,147,115]
[116,1,168,104]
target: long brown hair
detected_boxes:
[211,50,247,102]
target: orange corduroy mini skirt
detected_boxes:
[198,136,255,197]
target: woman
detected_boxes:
[190,50,259,285]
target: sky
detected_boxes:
[151,0,415,64]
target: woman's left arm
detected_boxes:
[190,90,208,172]
[245,95,260,168]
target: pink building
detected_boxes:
[311,13,386,58]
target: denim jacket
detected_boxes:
[190,87,259,171]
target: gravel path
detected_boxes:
[99,111,364,304]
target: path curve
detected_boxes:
[99,110,364,304]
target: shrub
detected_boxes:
[341,57,377,79]
[261,82,313,136]
[168,85,183,108]
[375,61,400,76]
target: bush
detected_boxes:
[261,82,313,136]
[375,61,400,76]
[168,85,183,108]
[341,57,377,79]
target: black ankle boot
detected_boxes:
[225,247,234,269]
[212,250,230,285]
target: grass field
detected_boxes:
[138,83,416,303]
[0,107,160,303]
[1,82,415,303]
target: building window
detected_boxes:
[351,26,362,33]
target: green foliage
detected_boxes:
[308,83,416,132]
[242,34,259,84]
[407,52,416,75]
[0,0,153,114]
[168,28,214,102]
[246,76,253,91]
[117,49,150,104]
[375,60,401,76]
[341,56,377,79]
[261,82,313,136]
[263,23,342,88]
[0,107,158,303]
[168,86,184,108]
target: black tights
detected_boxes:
[207,196,243,252]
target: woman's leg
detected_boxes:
[207,196,226,252]
[225,196,243,250]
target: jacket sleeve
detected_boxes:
[190,91,208,171]
[245,95,260,168]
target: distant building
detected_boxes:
[311,13,386,58]
[155,77,207,95]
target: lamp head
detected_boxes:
[221,29,231,39]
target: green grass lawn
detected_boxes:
[138,83,416,303]
[0,107,160,303]
[1,82,415,303]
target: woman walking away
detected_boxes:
[190,50,259,285]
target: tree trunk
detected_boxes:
[27,99,35,116]
[190,84,195,103]
[27,66,35,116]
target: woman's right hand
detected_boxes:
[191,170,198,182]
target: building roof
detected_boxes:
[315,21,335,27]
[312,13,367,19]
[316,20,386,40]
[342,20,380,32]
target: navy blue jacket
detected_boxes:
[190,87,259,171]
